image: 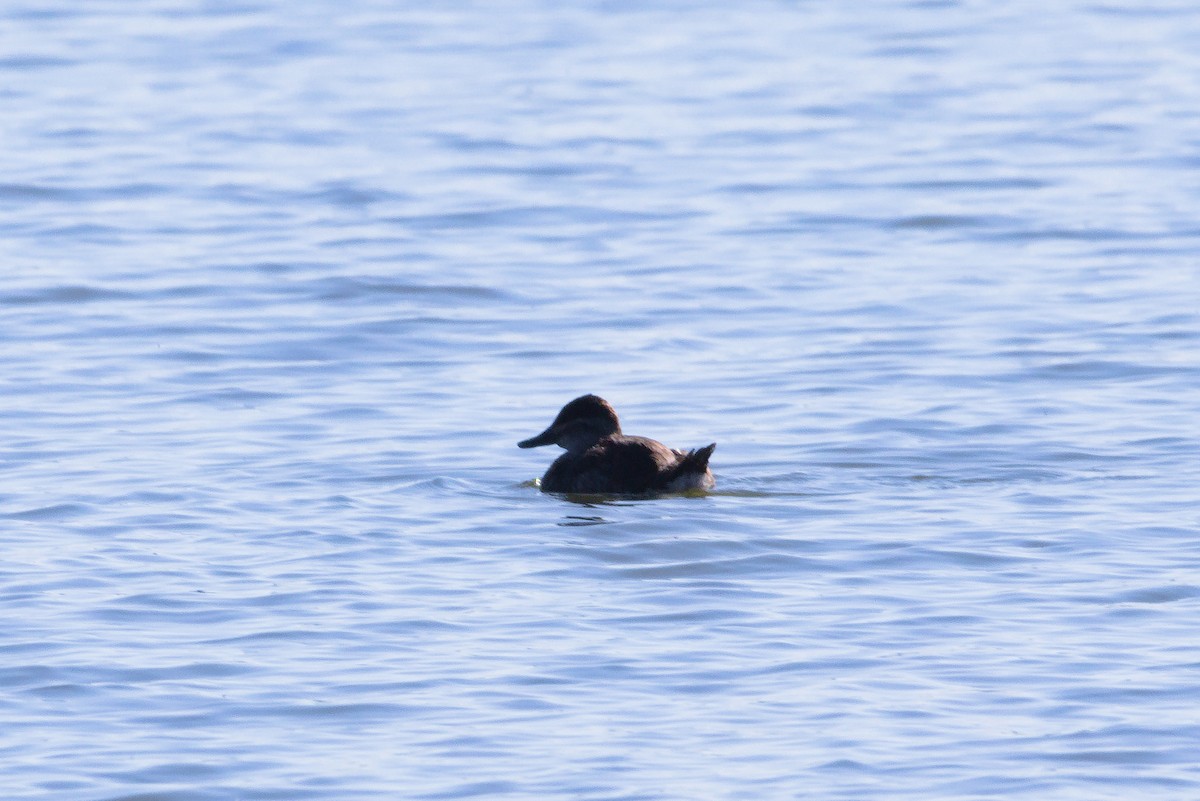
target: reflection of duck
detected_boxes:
[518,395,716,495]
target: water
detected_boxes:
[3,1,1199,799]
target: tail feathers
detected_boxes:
[663,442,716,492]
[680,442,716,473]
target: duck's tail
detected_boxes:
[682,443,716,472]
[664,443,716,491]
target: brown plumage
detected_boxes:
[518,395,715,495]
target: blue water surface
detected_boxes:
[3,1,1199,799]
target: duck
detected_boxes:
[518,394,715,495]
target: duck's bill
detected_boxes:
[518,427,556,448]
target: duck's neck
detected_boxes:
[559,421,618,453]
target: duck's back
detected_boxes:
[541,435,713,495]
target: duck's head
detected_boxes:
[518,394,621,451]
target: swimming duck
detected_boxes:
[518,394,715,495]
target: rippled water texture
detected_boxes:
[3,1,1199,799]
